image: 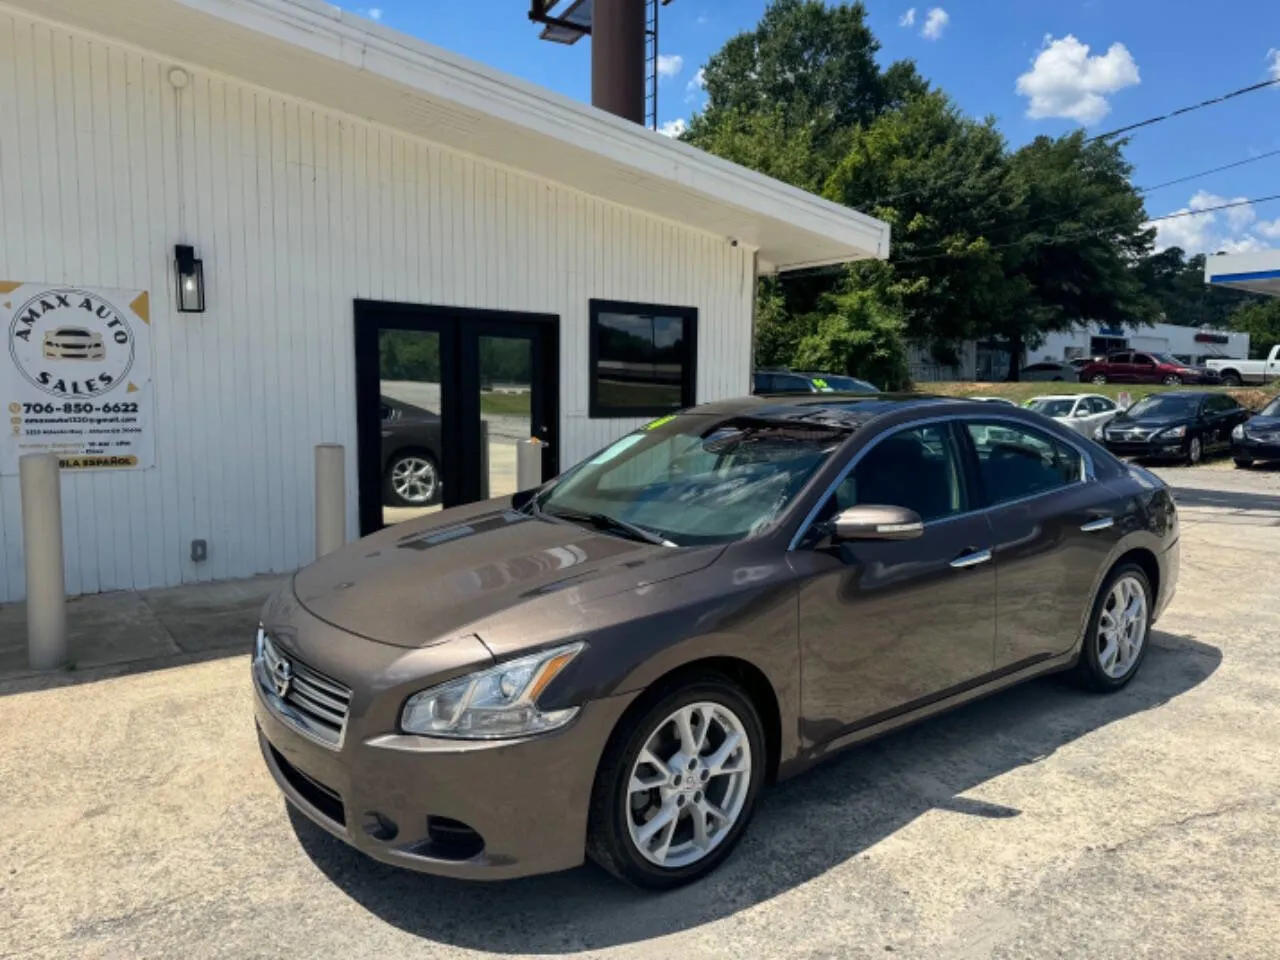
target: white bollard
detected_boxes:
[20,453,67,670]
[517,438,549,492]
[315,443,346,559]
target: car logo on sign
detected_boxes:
[271,656,293,699]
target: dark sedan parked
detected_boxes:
[255,394,1178,890]
[1100,391,1250,464]
[1232,394,1280,468]
[380,396,443,506]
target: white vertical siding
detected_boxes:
[0,9,754,602]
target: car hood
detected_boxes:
[1245,415,1280,432]
[293,500,722,648]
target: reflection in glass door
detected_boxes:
[378,329,444,526]
[477,336,533,502]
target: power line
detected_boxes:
[855,76,1280,211]
[1136,147,1280,194]
[894,193,1280,265]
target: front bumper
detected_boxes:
[251,591,638,880]
[1232,438,1280,461]
[1155,537,1179,623]
[1102,438,1188,460]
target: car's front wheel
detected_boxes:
[587,676,766,890]
[1185,436,1203,465]
[1162,374,1183,386]
[1072,563,1153,692]
[384,450,439,507]
[1235,457,1254,469]
[1091,374,1108,385]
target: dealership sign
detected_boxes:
[1,282,155,474]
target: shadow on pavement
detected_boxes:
[291,630,1220,954]
[1170,486,1280,513]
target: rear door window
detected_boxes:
[964,421,1084,507]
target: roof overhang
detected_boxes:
[1205,251,1280,298]
[8,0,890,273]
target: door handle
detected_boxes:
[1080,516,1115,532]
[950,548,992,569]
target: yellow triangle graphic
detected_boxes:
[127,382,139,393]
[129,291,150,324]
[0,281,20,295]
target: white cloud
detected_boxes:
[367,7,382,20]
[658,117,688,138]
[1015,34,1140,125]
[1268,49,1280,81]
[685,67,707,103]
[696,13,710,26]
[1152,190,1274,255]
[899,8,916,28]
[921,8,949,40]
[657,54,684,80]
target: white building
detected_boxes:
[1034,321,1249,366]
[0,0,889,603]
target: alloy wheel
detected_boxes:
[391,456,438,504]
[1187,437,1202,464]
[1092,375,1107,385]
[625,703,752,869]
[1163,375,1182,386]
[1097,575,1148,680]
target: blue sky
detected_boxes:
[338,1,1280,256]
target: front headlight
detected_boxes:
[1232,424,1245,440]
[1158,425,1187,439]
[401,642,585,739]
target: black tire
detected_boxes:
[1162,374,1183,386]
[1185,436,1202,465]
[1235,457,1254,469]
[1220,372,1242,387]
[1071,562,1154,692]
[586,675,767,890]
[1091,374,1108,385]
[383,449,440,507]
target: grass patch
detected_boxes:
[479,391,531,416]
[916,380,1275,410]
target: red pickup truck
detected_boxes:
[1076,351,1221,386]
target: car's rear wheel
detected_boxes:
[1162,374,1183,386]
[1072,563,1153,692]
[1091,374,1108,385]
[587,676,765,890]
[1234,457,1254,469]
[1185,437,1202,465]
[384,450,439,507]
[1220,372,1242,387]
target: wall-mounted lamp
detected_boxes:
[174,244,205,313]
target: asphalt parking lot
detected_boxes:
[2,463,1278,959]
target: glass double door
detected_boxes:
[355,303,559,535]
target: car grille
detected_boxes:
[257,630,352,748]
[1108,427,1157,442]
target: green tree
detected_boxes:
[825,91,1019,348]
[791,286,910,389]
[1229,299,1280,358]
[1134,247,1260,328]
[686,0,926,189]
[997,133,1155,378]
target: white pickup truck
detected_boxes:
[1205,345,1280,386]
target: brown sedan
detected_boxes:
[253,394,1179,889]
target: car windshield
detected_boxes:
[1260,396,1280,417]
[533,415,848,545]
[1125,395,1199,418]
[820,375,877,394]
[1149,354,1185,366]
[1026,398,1075,417]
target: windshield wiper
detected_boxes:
[542,507,676,547]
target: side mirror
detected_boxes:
[1073,408,1089,418]
[832,505,924,541]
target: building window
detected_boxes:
[589,299,698,418]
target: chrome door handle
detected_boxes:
[1080,516,1115,532]
[950,548,992,569]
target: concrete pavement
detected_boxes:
[1,466,1277,959]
